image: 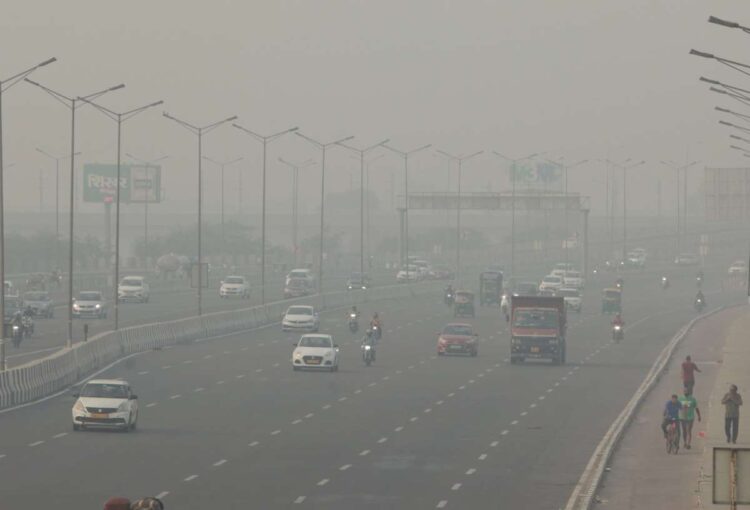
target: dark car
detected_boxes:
[346,272,371,290]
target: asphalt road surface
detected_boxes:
[0,267,743,509]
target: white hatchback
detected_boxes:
[539,275,563,293]
[292,334,339,371]
[72,379,138,431]
[220,275,250,298]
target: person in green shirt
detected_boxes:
[679,390,702,449]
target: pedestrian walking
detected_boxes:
[681,355,701,394]
[678,389,701,449]
[721,384,743,444]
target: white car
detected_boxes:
[72,291,107,319]
[285,268,315,287]
[282,305,320,332]
[118,276,150,303]
[728,260,748,275]
[554,262,575,273]
[550,268,567,278]
[412,260,431,279]
[563,270,584,289]
[539,275,563,294]
[292,334,340,371]
[219,275,250,298]
[396,266,420,283]
[72,379,138,431]
[674,253,700,266]
[559,287,582,312]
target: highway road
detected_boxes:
[0,266,744,509]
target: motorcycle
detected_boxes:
[661,276,669,290]
[612,324,624,342]
[696,275,703,288]
[362,342,375,366]
[11,323,23,348]
[615,279,623,290]
[348,313,359,333]
[22,315,34,337]
[694,297,705,313]
[371,323,382,341]
[444,292,454,306]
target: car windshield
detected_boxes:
[543,276,561,283]
[443,325,473,336]
[559,289,580,297]
[80,383,128,399]
[299,336,331,348]
[566,272,581,278]
[287,307,312,316]
[121,279,142,287]
[24,292,49,301]
[290,271,307,278]
[78,292,101,301]
[513,309,559,329]
[225,277,244,284]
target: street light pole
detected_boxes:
[163,112,237,316]
[202,156,243,250]
[25,77,124,348]
[436,150,484,284]
[493,151,541,281]
[78,98,163,330]
[338,139,390,279]
[384,143,431,279]
[126,153,168,267]
[232,125,298,304]
[0,58,56,370]
[278,158,315,265]
[660,160,698,253]
[296,133,354,292]
[608,159,645,260]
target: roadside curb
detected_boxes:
[563,304,744,510]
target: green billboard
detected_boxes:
[83,164,161,204]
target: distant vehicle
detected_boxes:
[219,275,250,299]
[430,265,455,280]
[728,260,748,275]
[453,290,475,318]
[514,282,539,296]
[346,272,371,290]
[118,276,150,303]
[539,275,564,294]
[479,271,503,306]
[285,268,316,287]
[563,270,584,289]
[553,262,575,273]
[437,323,478,357]
[72,379,138,431]
[486,263,505,274]
[282,305,320,332]
[292,334,339,371]
[23,291,54,318]
[4,281,17,296]
[25,273,47,291]
[674,253,700,266]
[412,259,431,279]
[284,277,313,299]
[558,287,582,312]
[396,265,420,283]
[550,268,567,278]
[510,295,567,365]
[625,251,645,268]
[72,291,107,319]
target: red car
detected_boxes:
[437,323,478,357]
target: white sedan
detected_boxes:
[219,275,250,298]
[728,260,748,275]
[282,305,320,332]
[292,334,340,371]
[72,379,139,431]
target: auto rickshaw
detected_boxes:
[454,290,475,318]
[601,288,622,314]
[479,271,503,306]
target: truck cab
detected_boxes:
[510,296,566,365]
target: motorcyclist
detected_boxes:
[444,284,455,303]
[661,275,669,289]
[362,329,376,361]
[445,284,454,296]
[615,277,624,289]
[349,305,359,319]
[23,305,34,318]
[370,313,382,340]
[695,289,706,307]
[612,313,624,328]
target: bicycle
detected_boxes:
[666,419,680,454]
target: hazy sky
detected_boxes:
[2,0,749,216]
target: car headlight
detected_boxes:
[73,304,80,310]
[73,400,85,412]
[294,351,302,359]
[95,304,101,309]
[364,345,371,350]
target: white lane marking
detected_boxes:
[491,440,500,446]
[410,417,419,422]
[0,454,6,459]
[339,464,352,471]
[419,360,426,364]
[520,411,528,416]
[292,419,302,425]
[317,478,329,486]
[436,400,444,406]
[354,389,362,394]
[382,376,390,381]
[424,408,432,413]
[155,492,169,499]
[162,365,172,370]
[255,368,263,373]
[249,441,260,447]
[437,501,448,509]
[501,430,509,435]
[459,386,466,390]
[554,382,560,387]
[273,363,280,368]
[451,483,462,491]
[146,402,158,408]
[360,449,371,456]
[547,388,553,393]
[562,376,568,381]
[478,454,488,461]
[396,370,402,374]
[213,459,227,467]
[538,396,545,401]
[224,350,232,354]
[530,403,537,409]
[170,394,181,400]
[271,430,281,436]
[240,346,248,351]
[377,437,388,444]
[368,382,377,387]
[183,360,193,364]
[236,374,246,379]
[305,413,315,419]
[466,468,477,475]
[448,393,455,398]
[137,371,149,375]
[511,420,519,425]
[395,426,404,432]
[184,475,198,482]
[338,397,348,402]
[408,365,415,369]
[322,404,331,410]
[468,380,475,384]
[568,371,574,376]
[574,366,580,371]
[52,432,67,439]
[478,373,484,378]
[194,387,205,393]
[203,355,213,359]
[29,440,44,447]
[217,380,226,385]
[294,496,306,504]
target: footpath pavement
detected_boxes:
[596,304,750,509]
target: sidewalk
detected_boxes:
[596,305,750,509]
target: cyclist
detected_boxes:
[661,394,682,443]
[678,389,702,450]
